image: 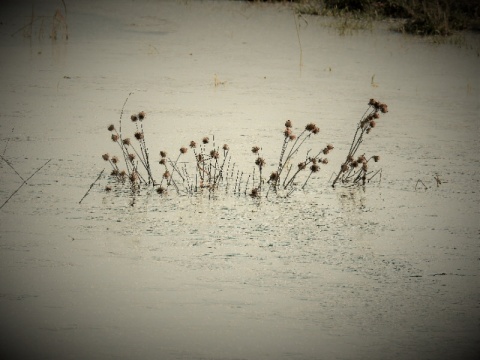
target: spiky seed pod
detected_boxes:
[129,172,138,183]
[222,144,229,151]
[312,126,320,134]
[128,153,135,162]
[131,114,138,122]
[284,128,292,138]
[134,131,144,140]
[298,162,306,170]
[357,155,366,163]
[156,186,166,194]
[108,124,115,131]
[210,150,219,159]
[351,161,358,168]
[163,171,170,179]
[323,148,329,155]
[305,123,316,131]
[341,164,349,172]
[310,164,320,172]
[373,155,380,162]
[269,171,278,181]
[190,141,197,148]
[102,153,110,161]
[180,147,188,154]
[111,134,119,142]
[111,156,119,164]
[368,98,376,106]
[202,136,209,144]
[379,103,388,113]
[159,158,166,165]
[322,158,328,164]
[373,112,380,119]
[285,120,292,128]
[255,157,265,168]
[251,146,260,154]
[123,138,131,146]
[369,120,376,128]
[138,111,146,120]
[250,188,259,198]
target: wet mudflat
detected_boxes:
[0,0,479,359]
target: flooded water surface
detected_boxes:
[0,0,479,359]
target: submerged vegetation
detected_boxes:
[98,97,387,202]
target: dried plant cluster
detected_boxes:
[331,98,388,187]
[100,98,387,200]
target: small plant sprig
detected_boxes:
[332,98,388,188]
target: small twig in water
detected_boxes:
[79,168,105,204]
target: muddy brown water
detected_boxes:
[0,0,479,359]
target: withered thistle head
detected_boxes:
[368,98,376,106]
[111,169,119,176]
[108,124,115,131]
[357,155,366,163]
[128,153,135,162]
[250,188,259,198]
[298,162,306,170]
[111,134,119,142]
[351,161,358,168]
[362,163,368,171]
[369,120,376,128]
[222,144,229,151]
[202,136,209,144]
[163,170,170,179]
[102,153,110,161]
[251,146,260,154]
[134,131,144,140]
[190,141,197,148]
[305,123,316,132]
[373,155,380,162]
[373,112,380,119]
[138,111,146,120]
[210,150,219,159]
[309,157,317,164]
[105,185,112,192]
[160,151,167,158]
[379,103,388,113]
[123,138,131,146]
[289,134,297,141]
[326,144,334,150]
[180,147,188,154]
[322,158,328,164]
[119,170,127,178]
[347,155,354,163]
[310,164,320,172]
[341,164,349,172]
[284,128,292,138]
[285,119,292,128]
[111,156,119,164]
[255,157,265,168]
[323,148,330,155]
[131,114,138,122]
[159,158,166,165]
[129,171,138,183]
[269,171,278,181]
[156,186,166,195]
[312,126,320,135]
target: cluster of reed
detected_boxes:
[331,98,388,188]
[101,113,333,198]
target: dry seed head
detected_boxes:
[134,131,144,140]
[298,162,306,170]
[129,172,138,183]
[108,124,115,131]
[105,185,112,192]
[156,186,166,195]
[351,161,358,168]
[119,170,127,178]
[369,120,376,128]
[312,126,320,135]
[102,153,110,161]
[160,151,167,158]
[347,155,354,162]
[163,171,170,179]
[379,103,388,113]
[357,155,366,163]
[128,153,135,162]
[373,112,380,119]
[159,158,166,165]
[190,140,197,148]
[138,111,146,120]
[362,163,368,171]
[122,138,131,146]
[305,123,316,131]
[202,136,209,144]
[289,134,297,141]
[326,144,334,150]
[341,164,349,172]
[111,156,119,164]
[310,164,320,172]
[222,144,229,151]
[284,128,292,138]
[131,114,138,122]
[210,150,219,159]
[285,119,292,128]
[180,147,188,154]
[111,169,119,176]
[322,158,328,164]
[250,188,259,198]
[255,157,265,168]
[251,146,260,154]
[111,134,119,142]
[323,148,330,155]
[373,155,380,162]
[269,171,279,181]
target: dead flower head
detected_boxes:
[128,153,135,162]
[222,144,229,151]
[202,136,209,144]
[285,119,292,128]
[131,114,138,122]
[255,157,266,168]
[111,156,119,164]
[298,162,306,170]
[108,124,115,131]
[134,131,144,140]
[102,153,110,161]
[111,134,119,142]
[123,138,131,146]
[269,171,278,181]
[305,123,316,132]
[190,141,197,148]
[180,147,188,154]
[210,150,219,159]
[160,151,167,158]
[310,164,320,172]
[250,188,259,198]
[138,111,146,120]
[163,170,170,179]
[373,155,380,162]
[251,146,260,154]
[156,186,166,195]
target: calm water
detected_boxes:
[0,0,479,359]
